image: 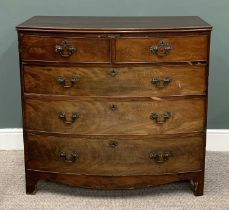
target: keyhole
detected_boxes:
[111,104,118,112]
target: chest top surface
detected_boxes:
[16,16,212,32]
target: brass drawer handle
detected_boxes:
[150,112,171,124]
[150,40,173,57]
[59,151,79,163]
[110,68,117,77]
[58,112,79,124]
[149,151,171,163]
[151,77,172,89]
[55,40,76,57]
[57,76,77,88]
[109,141,118,148]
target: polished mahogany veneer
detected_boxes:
[17,16,212,196]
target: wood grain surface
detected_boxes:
[26,133,204,176]
[24,97,205,135]
[20,35,111,63]
[23,65,207,97]
[116,36,208,62]
[16,16,212,32]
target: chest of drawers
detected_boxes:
[17,16,212,196]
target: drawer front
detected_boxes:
[23,65,207,97]
[24,98,205,135]
[26,133,204,176]
[116,36,208,62]
[20,35,110,63]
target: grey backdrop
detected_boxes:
[0,0,228,128]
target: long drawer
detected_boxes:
[23,65,207,97]
[116,35,208,62]
[24,97,205,135]
[20,35,111,63]
[26,133,204,176]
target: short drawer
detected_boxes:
[20,35,110,63]
[24,98,205,135]
[23,65,207,97]
[115,35,208,62]
[26,133,204,176]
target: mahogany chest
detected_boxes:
[16,16,212,196]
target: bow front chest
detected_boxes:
[17,16,212,196]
